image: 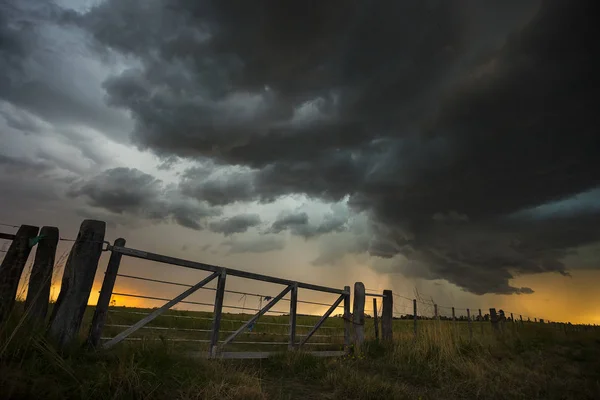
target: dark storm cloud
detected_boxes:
[209,214,261,236]
[69,168,220,230]
[69,0,600,294]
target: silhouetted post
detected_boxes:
[479,309,483,335]
[413,299,417,339]
[467,308,473,341]
[520,314,523,325]
[434,304,438,320]
[343,286,351,351]
[353,282,365,348]
[24,226,59,326]
[382,289,393,341]
[452,307,456,321]
[510,312,514,323]
[87,238,125,348]
[534,318,537,323]
[48,220,105,350]
[288,282,298,351]
[0,224,39,321]
[373,298,379,341]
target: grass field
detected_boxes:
[1,303,600,399]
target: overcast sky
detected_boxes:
[1,0,599,323]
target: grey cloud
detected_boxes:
[7,0,599,294]
[221,236,285,255]
[69,167,220,230]
[209,214,261,236]
[268,208,348,239]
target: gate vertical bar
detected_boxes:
[288,282,298,350]
[373,298,379,341]
[87,238,125,348]
[343,286,351,351]
[210,270,226,357]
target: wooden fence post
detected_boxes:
[0,224,39,321]
[210,270,227,357]
[353,282,365,348]
[24,226,59,326]
[373,298,379,341]
[452,306,456,321]
[413,299,417,339]
[343,286,351,351]
[434,303,438,320]
[382,289,393,341]
[467,308,473,341]
[87,238,125,348]
[479,309,484,335]
[48,220,105,350]
[288,282,298,350]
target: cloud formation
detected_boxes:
[209,214,261,236]
[2,0,599,295]
[69,168,220,230]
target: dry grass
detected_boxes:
[1,304,599,400]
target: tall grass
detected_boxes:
[1,304,599,399]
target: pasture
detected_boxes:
[2,303,600,399]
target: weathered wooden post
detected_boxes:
[373,298,379,341]
[520,314,523,325]
[0,224,39,321]
[434,303,438,320]
[413,299,417,339]
[382,289,393,341]
[343,286,351,351]
[467,308,473,341]
[24,226,59,326]
[479,309,484,335]
[48,220,105,350]
[288,282,298,350]
[210,270,227,357]
[353,282,365,348]
[534,318,537,323]
[452,306,456,321]
[87,238,125,348]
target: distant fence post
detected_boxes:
[87,238,125,348]
[353,282,365,348]
[413,299,417,339]
[343,285,351,351]
[479,309,484,335]
[288,282,298,351]
[534,318,537,323]
[24,226,59,326]
[489,308,499,333]
[452,307,456,321]
[373,298,379,341]
[382,289,393,341]
[210,270,227,357]
[520,315,523,325]
[434,304,438,320]
[0,224,39,321]
[48,220,106,350]
[467,308,473,341]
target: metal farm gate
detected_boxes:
[90,242,351,359]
